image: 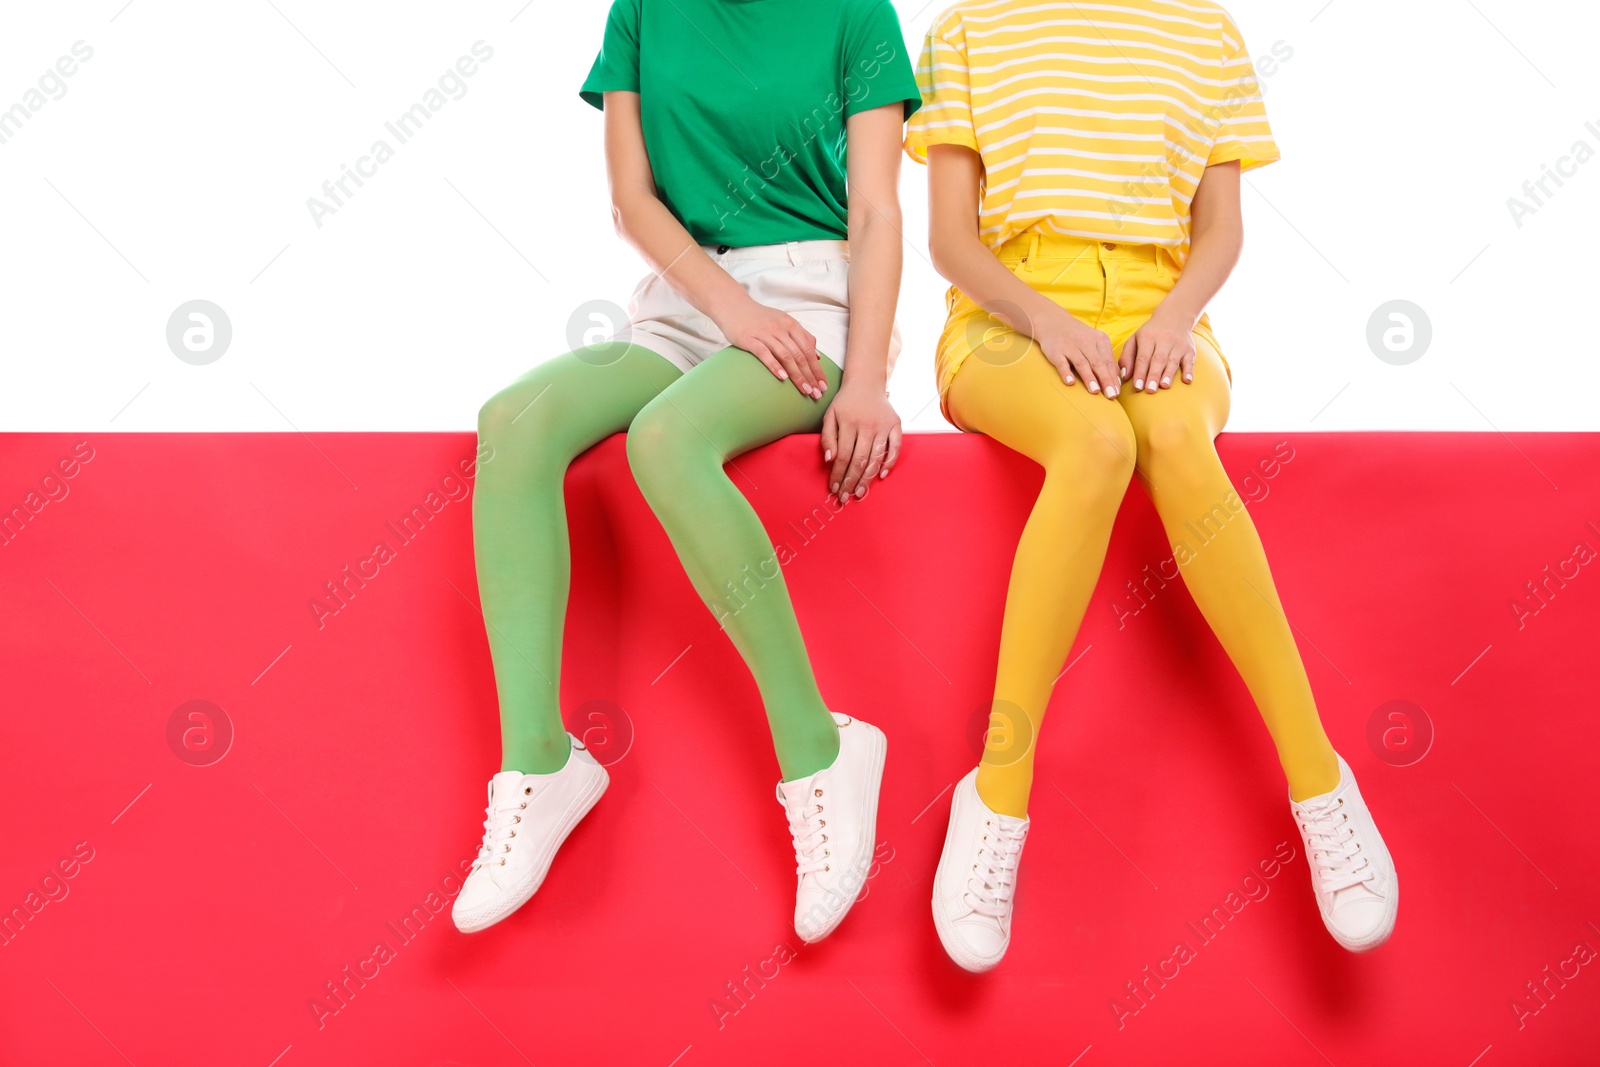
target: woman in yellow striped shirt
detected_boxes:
[906,0,1399,972]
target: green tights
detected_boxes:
[473,342,844,782]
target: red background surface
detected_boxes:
[2,431,1597,1066]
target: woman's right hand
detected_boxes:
[717,297,828,399]
[1033,305,1120,398]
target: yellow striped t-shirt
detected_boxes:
[905,0,1281,263]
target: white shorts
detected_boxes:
[611,240,902,376]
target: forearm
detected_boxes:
[1156,215,1242,326]
[611,193,749,323]
[841,209,900,391]
[931,228,1068,341]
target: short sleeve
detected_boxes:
[579,0,641,110]
[842,0,923,121]
[903,29,978,164]
[1206,12,1280,170]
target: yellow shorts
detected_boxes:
[935,232,1231,422]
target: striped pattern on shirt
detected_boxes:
[905,0,1281,259]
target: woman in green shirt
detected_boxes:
[453,0,921,942]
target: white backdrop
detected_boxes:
[2,0,1596,433]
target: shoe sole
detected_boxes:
[454,767,610,934]
[796,723,886,944]
[930,775,1005,973]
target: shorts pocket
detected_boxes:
[626,271,658,320]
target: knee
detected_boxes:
[478,379,546,446]
[1134,415,1210,475]
[625,402,713,492]
[1048,421,1137,500]
[476,372,581,479]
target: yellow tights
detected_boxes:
[943,241,1340,817]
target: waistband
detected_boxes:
[995,230,1174,268]
[702,240,850,264]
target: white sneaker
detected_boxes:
[452,734,609,933]
[1290,753,1398,952]
[776,712,886,943]
[932,768,1029,973]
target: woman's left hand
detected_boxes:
[820,381,901,504]
[1121,311,1197,393]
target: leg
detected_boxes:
[625,345,844,781]
[1117,338,1340,800]
[475,342,681,773]
[931,340,1135,973]
[945,343,1138,818]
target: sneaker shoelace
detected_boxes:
[1297,794,1374,894]
[964,817,1028,919]
[780,782,831,878]
[471,783,531,872]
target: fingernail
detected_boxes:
[880,469,889,479]
[778,370,788,380]
[1065,375,1074,384]
[1106,386,1118,398]
[855,486,866,498]
[824,450,832,462]
[1134,379,1143,390]
[1088,381,1099,393]
[1121,366,1129,379]
[1162,376,1171,387]
[831,482,839,492]
[1184,373,1192,382]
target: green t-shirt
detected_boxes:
[580,0,921,247]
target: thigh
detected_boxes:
[482,342,683,457]
[637,345,845,459]
[945,338,1136,467]
[1115,333,1231,441]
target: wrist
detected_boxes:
[1040,303,1090,337]
[1153,296,1202,329]
[841,366,888,394]
[704,285,754,326]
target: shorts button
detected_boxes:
[1103,242,1117,250]
[716,245,730,254]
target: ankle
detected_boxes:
[975,763,1030,819]
[502,732,572,776]
[775,715,840,783]
[1286,748,1342,802]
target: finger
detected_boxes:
[841,430,876,499]
[783,323,821,398]
[746,339,787,382]
[1045,350,1076,387]
[1154,344,1180,389]
[765,333,812,397]
[1165,342,1194,388]
[1152,349,1176,390]
[1156,345,1180,391]
[1094,358,1123,398]
[1141,343,1163,392]
[857,431,888,490]
[881,423,902,477]
[1181,341,1197,384]
[1132,333,1154,393]
[1094,333,1120,398]
[792,324,825,396]
[1120,332,1137,381]
[829,423,859,496]
[1061,350,1094,391]
[820,406,839,464]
